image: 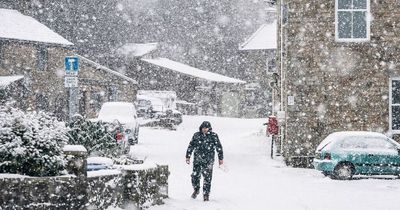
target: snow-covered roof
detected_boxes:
[176,100,195,105]
[116,42,158,57]
[138,90,177,99]
[239,21,277,51]
[141,58,246,84]
[0,9,73,46]
[77,55,138,85]
[0,75,24,88]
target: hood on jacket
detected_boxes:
[199,121,212,132]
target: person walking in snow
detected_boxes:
[185,121,224,201]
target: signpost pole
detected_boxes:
[64,56,79,121]
[69,86,78,120]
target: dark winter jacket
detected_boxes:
[186,121,223,163]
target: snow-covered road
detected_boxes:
[131,116,400,210]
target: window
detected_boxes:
[36,46,48,71]
[267,58,276,73]
[335,0,370,42]
[35,93,49,111]
[0,42,3,66]
[108,86,118,101]
[391,79,400,132]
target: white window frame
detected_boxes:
[335,0,370,42]
[389,77,400,134]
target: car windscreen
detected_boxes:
[336,136,398,150]
[316,136,335,151]
[138,100,150,107]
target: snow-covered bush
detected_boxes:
[66,115,120,158]
[0,106,67,176]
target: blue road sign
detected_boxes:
[64,56,79,75]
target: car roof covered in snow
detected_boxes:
[0,9,73,46]
[97,102,137,123]
[316,131,389,151]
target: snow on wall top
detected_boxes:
[239,21,277,51]
[142,58,246,84]
[63,145,87,152]
[116,42,158,57]
[0,75,24,88]
[0,9,73,46]
[77,55,138,85]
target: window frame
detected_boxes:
[335,0,371,42]
[267,58,276,74]
[36,45,48,71]
[0,42,3,67]
[390,77,400,134]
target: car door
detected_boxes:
[376,138,400,175]
[339,137,378,174]
[362,137,400,175]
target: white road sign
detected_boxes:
[64,76,78,88]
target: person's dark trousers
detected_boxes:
[191,160,214,195]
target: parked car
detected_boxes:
[87,157,114,171]
[313,131,400,180]
[97,102,140,146]
[136,95,165,118]
[136,90,183,128]
[155,109,183,128]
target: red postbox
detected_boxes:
[267,116,279,136]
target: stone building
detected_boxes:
[113,43,247,117]
[275,0,400,166]
[239,19,277,118]
[0,9,137,120]
[140,57,246,117]
[76,55,138,118]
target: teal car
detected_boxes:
[313,131,400,179]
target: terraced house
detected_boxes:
[0,9,137,120]
[276,0,400,166]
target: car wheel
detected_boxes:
[322,171,329,177]
[332,162,354,180]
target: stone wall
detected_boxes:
[0,176,87,209]
[0,165,169,210]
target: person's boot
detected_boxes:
[191,189,199,199]
[203,194,209,201]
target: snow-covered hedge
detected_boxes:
[66,115,121,158]
[0,106,68,176]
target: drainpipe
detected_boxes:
[279,0,286,156]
